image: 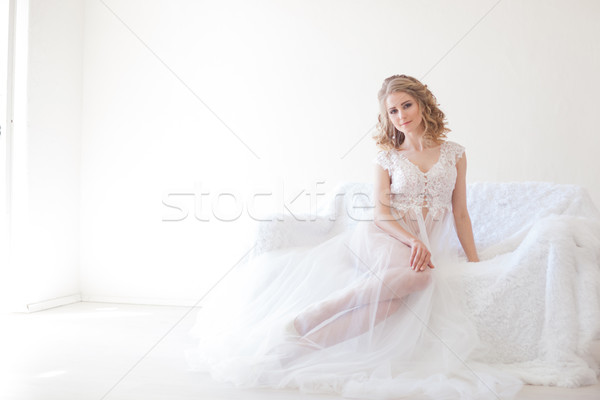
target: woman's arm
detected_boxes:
[373,165,435,270]
[451,153,480,262]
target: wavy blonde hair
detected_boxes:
[374,74,450,151]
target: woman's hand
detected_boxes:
[409,238,435,271]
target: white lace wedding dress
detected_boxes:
[186,141,526,399]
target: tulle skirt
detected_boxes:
[186,210,523,399]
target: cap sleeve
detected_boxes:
[444,141,465,165]
[373,150,391,172]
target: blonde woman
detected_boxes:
[272,75,481,354]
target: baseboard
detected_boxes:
[26,294,82,312]
[80,295,201,308]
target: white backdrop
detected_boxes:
[7,0,600,308]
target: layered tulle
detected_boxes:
[186,209,524,399]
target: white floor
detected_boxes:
[1,302,599,400]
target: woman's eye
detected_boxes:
[402,103,412,109]
[389,109,397,114]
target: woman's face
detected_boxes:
[385,91,423,134]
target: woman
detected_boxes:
[188,75,524,399]
[290,74,481,348]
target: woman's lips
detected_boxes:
[401,121,411,126]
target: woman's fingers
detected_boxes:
[411,248,421,270]
[415,246,424,270]
[412,247,427,270]
[419,253,431,271]
[409,240,434,271]
[418,251,428,270]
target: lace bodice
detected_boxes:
[373,141,465,219]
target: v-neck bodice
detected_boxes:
[396,145,443,175]
[374,141,465,220]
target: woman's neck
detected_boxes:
[401,127,429,151]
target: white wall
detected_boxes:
[6,0,83,310]
[77,0,600,305]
